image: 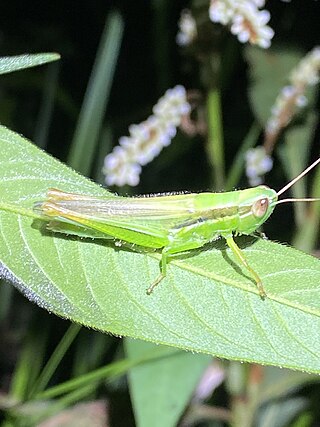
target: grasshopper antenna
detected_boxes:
[276,197,320,205]
[277,157,320,197]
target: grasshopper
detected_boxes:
[34,157,320,298]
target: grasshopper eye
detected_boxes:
[252,198,269,218]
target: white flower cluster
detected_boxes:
[245,146,273,186]
[248,48,320,187]
[176,9,197,47]
[266,47,320,139]
[209,0,274,48]
[290,46,320,88]
[103,86,191,186]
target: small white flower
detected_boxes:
[209,0,274,48]
[256,9,270,26]
[253,0,265,7]
[103,147,142,187]
[281,85,295,98]
[290,46,320,88]
[245,146,273,186]
[295,94,308,108]
[176,9,197,46]
[209,0,234,24]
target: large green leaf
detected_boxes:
[0,126,320,373]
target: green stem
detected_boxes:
[227,363,262,427]
[34,347,181,400]
[29,324,81,397]
[292,157,320,252]
[225,123,261,191]
[67,11,124,175]
[11,384,95,427]
[207,88,225,190]
[9,322,48,401]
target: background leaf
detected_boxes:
[245,47,302,125]
[280,112,318,228]
[125,340,211,427]
[0,126,320,373]
[67,11,124,175]
[0,53,60,75]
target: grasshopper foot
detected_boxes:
[146,273,165,295]
[257,280,267,300]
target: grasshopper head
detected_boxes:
[237,186,278,235]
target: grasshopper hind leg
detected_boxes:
[146,248,169,295]
[146,236,206,294]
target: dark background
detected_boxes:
[0,1,320,426]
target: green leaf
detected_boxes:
[258,397,307,427]
[0,126,320,373]
[125,340,211,427]
[245,46,302,125]
[67,11,124,174]
[280,112,318,228]
[0,53,60,75]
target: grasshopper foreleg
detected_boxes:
[225,236,266,299]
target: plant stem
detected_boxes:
[207,88,225,190]
[29,324,81,397]
[225,122,261,191]
[67,11,124,175]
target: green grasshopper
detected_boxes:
[34,157,320,298]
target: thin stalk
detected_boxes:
[93,123,113,185]
[34,347,181,400]
[225,122,261,191]
[292,156,320,252]
[280,141,307,228]
[227,363,263,427]
[12,384,95,427]
[207,88,225,190]
[29,324,81,397]
[10,322,48,400]
[67,10,124,175]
